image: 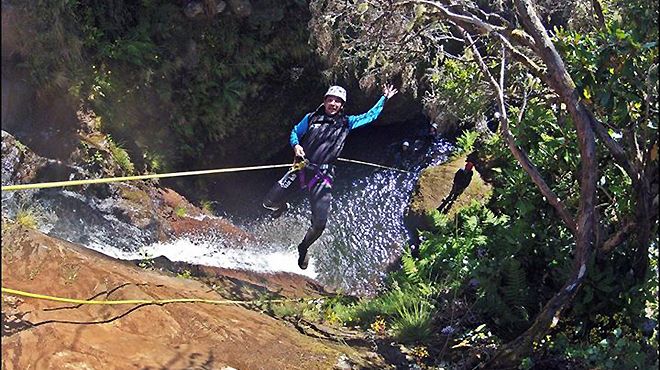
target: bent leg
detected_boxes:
[263,169,299,217]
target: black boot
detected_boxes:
[270,202,290,219]
[297,244,310,270]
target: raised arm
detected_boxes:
[347,84,398,130]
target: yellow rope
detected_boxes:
[1,287,288,306]
[337,158,410,173]
[1,158,408,192]
[0,163,293,192]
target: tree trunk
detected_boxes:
[487,0,598,367]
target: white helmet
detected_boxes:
[325,85,347,103]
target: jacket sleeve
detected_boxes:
[290,114,311,147]
[347,95,387,130]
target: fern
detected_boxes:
[401,252,423,287]
[502,259,528,308]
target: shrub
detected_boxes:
[391,299,434,343]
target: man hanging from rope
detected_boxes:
[262,84,399,269]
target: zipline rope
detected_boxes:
[337,157,410,173]
[0,163,292,192]
[1,287,290,306]
[1,157,410,192]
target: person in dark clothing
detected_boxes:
[437,159,474,214]
[390,140,414,168]
[263,84,399,269]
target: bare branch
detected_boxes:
[591,0,606,30]
[587,111,638,184]
[494,32,545,77]
[601,222,636,253]
[461,30,578,234]
[514,0,598,241]
[395,0,507,33]
[396,0,549,92]
[486,2,600,366]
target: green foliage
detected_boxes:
[199,200,215,216]
[451,323,499,351]
[391,299,434,343]
[143,150,165,173]
[550,326,658,369]
[8,0,83,89]
[315,294,358,325]
[417,204,510,291]
[424,57,489,126]
[454,130,479,157]
[270,301,302,319]
[177,269,192,279]
[320,284,435,343]
[10,0,323,174]
[107,136,135,175]
[555,19,657,141]
[137,247,154,270]
[347,288,418,327]
[174,204,187,218]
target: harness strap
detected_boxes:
[297,161,333,190]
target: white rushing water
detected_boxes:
[5,132,452,295]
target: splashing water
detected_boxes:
[230,138,454,295]
[86,137,453,295]
[3,133,453,295]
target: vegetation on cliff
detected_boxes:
[5,0,325,173]
[2,0,658,368]
[307,0,658,368]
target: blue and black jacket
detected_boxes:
[289,96,388,165]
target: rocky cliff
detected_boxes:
[2,220,392,369]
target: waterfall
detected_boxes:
[3,128,453,296]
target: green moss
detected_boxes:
[199,199,215,216]
[174,204,187,218]
[15,207,40,230]
[119,187,150,204]
[409,155,492,218]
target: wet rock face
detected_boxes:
[1,78,80,161]
[1,130,163,249]
[0,225,349,370]
[2,130,90,188]
[1,130,46,186]
[2,129,254,253]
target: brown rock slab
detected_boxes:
[1,224,361,370]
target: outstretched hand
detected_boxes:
[383,84,398,99]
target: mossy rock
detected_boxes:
[405,155,492,233]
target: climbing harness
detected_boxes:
[299,165,333,191]
[1,286,291,306]
[292,158,334,191]
[1,158,410,192]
